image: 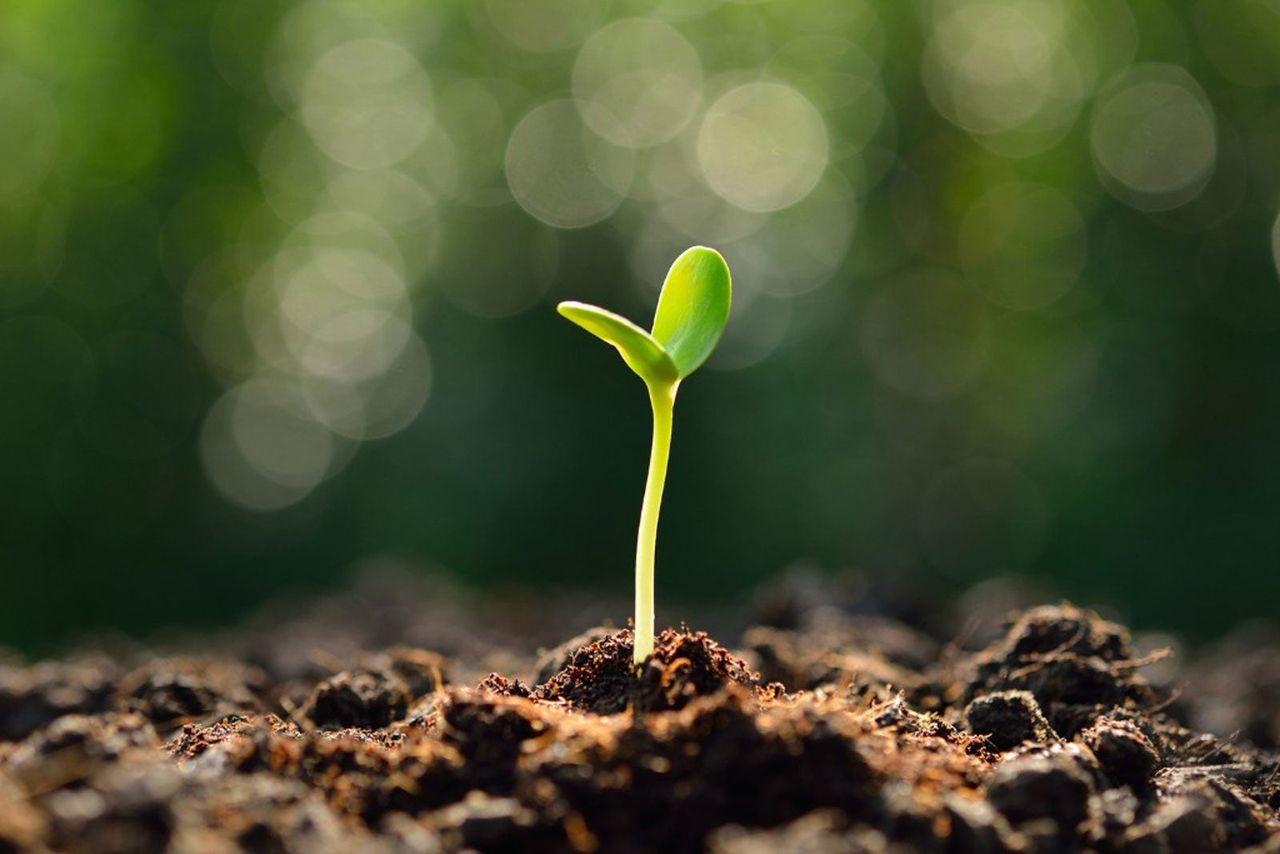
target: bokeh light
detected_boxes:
[572,18,702,149]
[506,99,634,228]
[300,38,432,170]
[698,82,829,213]
[922,1,1083,151]
[201,380,337,512]
[1090,63,1218,211]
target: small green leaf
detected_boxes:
[557,301,678,385]
[651,246,732,378]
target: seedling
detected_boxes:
[558,246,731,665]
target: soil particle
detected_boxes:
[438,688,547,795]
[477,672,533,698]
[985,753,1094,834]
[118,657,264,732]
[385,647,450,697]
[1138,777,1277,851]
[303,649,446,730]
[1122,780,1253,852]
[534,626,615,686]
[1002,604,1131,660]
[0,658,118,741]
[304,667,411,729]
[167,713,300,762]
[964,689,1058,751]
[1080,714,1160,791]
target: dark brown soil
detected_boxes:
[2,572,1278,853]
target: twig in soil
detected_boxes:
[1148,686,1182,714]
[1044,619,1088,659]
[1110,648,1172,671]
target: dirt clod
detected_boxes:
[1081,714,1160,790]
[986,753,1094,832]
[965,689,1058,751]
[304,667,410,730]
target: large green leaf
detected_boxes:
[650,246,732,378]
[557,301,678,385]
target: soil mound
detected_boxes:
[534,626,760,714]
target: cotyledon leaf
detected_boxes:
[650,246,731,378]
[557,301,678,385]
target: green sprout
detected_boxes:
[558,246,732,665]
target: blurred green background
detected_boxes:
[2,0,1279,651]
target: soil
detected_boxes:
[2,569,1279,853]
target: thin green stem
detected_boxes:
[634,379,677,664]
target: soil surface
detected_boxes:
[2,569,1278,853]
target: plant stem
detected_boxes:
[634,379,677,664]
